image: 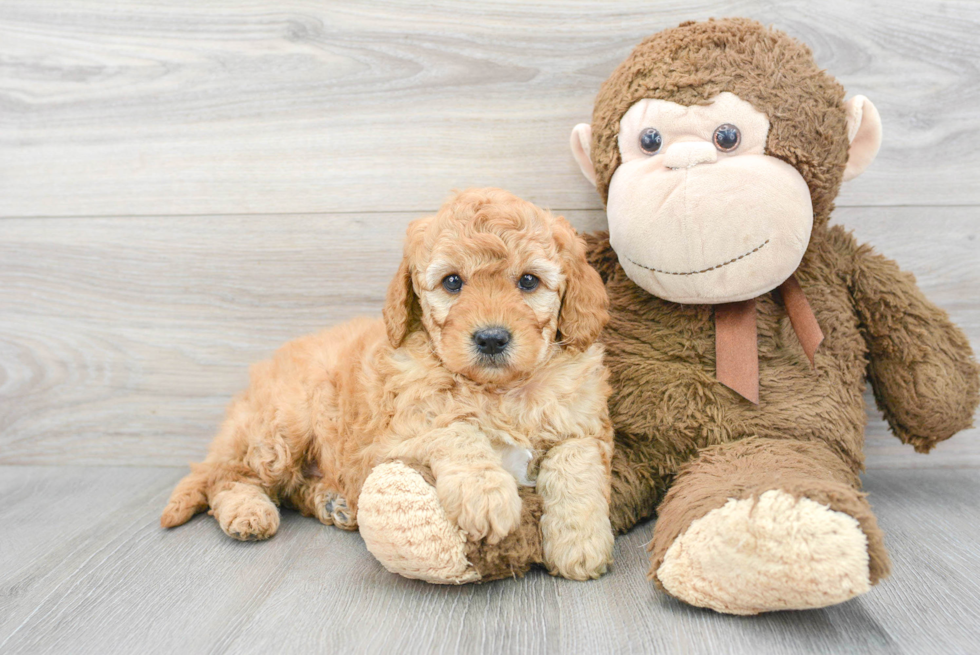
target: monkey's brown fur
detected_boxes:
[439,19,979,595]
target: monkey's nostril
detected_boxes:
[473,327,511,356]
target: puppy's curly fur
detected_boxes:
[161,188,615,580]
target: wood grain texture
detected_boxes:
[1,466,978,654]
[2,0,980,217]
[1,4,977,649]
[1,207,977,467]
[0,467,182,643]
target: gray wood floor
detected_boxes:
[1,466,978,655]
[2,1,979,653]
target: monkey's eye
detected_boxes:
[517,274,540,292]
[442,274,463,293]
[638,128,663,155]
[713,124,741,152]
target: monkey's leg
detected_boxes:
[357,459,542,584]
[649,437,890,615]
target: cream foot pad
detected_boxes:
[656,489,871,614]
[358,461,480,584]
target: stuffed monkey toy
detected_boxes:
[356,18,979,614]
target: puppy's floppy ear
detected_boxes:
[383,217,430,348]
[553,215,609,351]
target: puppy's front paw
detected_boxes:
[437,468,522,544]
[542,511,614,581]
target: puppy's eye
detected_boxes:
[442,274,463,293]
[713,124,741,152]
[639,128,663,154]
[517,274,540,292]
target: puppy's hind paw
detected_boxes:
[224,508,279,541]
[213,491,280,541]
[325,493,357,530]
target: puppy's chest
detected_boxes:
[475,393,576,488]
[468,385,591,450]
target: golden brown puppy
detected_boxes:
[161,188,615,580]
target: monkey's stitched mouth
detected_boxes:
[627,239,769,276]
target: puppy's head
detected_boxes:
[384,188,609,384]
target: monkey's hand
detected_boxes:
[837,228,979,452]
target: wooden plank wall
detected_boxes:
[1,0,978,467]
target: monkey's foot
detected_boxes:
[656,489,871,614]
[358,460,480,584]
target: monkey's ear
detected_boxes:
[570,124,597,187]
[842,96,882,182]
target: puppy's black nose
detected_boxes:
[473,327,511,355]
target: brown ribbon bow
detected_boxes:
[714,275,824,404]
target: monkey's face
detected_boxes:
[605,92,813,304]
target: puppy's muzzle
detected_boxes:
[472,327,511,357]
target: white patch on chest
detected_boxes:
[498,445,536,487]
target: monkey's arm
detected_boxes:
[829,227,979,452]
